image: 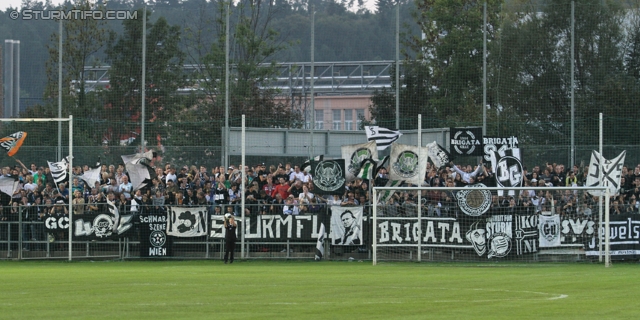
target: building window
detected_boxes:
[344,109,353,131]
[315,110,324,130]
[333,109,341,130]
[356,109,365,130]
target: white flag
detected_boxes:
[586,150,626,197]
[166,206,208,237]
[342,141,378,182]
[79,167,102,189]
[388,143,428,185]
[0,176,19,197]
[365,126,402,150]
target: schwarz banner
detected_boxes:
[139,214,173,257]
[210,214,325,241]
[586,214,640,260]
[450,127,483,157]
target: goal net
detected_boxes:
[0,117,79,260]
[372,185,612,265]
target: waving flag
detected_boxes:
[342,141,378,181]
[122,151,157,191]
[586,150,626,197]
[0,176,19,197]
[426,141,451,169]
[365,126,402,150]
[0,131,27,156]
[79,166,102,189]
[357,156,389,180]
[47,157,71,190]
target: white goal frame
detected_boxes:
[0,117,73,260]
[372,186,610,266]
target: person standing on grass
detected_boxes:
[224,214,237,264]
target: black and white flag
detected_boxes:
[483,136,519,163]
[312,159,346,195]
[122,152,157,191]
[166,206,208,237]
[315,220,326,261]
[330,206,363,246]
[365,126,402,150]
[450,127,483,156]
[490,148,523,196]
[586,150,626,197]
[47,156,71,190]
[342,141,378,181]
[425,141,451,169]
[389,143,429,185]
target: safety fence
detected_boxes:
[1,196,634,263]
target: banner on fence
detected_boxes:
[166,206,208,237]
[73,200,134,240]
[586,214,640,259]
[139,214,173,257]
[331,206,363,245]
[210,214,323,241]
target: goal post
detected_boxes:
[0,117,73,260]
[372,185,610,266]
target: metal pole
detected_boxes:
[482,1,487,136]
[605,188,610,267]
[570,1,575,167]
[417,114,422,262]
[240,115,245,259]
[310,6,315,158]
[224,1,231,169]
[598,113,603,262]
[141,7,147,152]
[372,188,377,266]
[395,1,400,130]
[58,19,63,160]
[68,115,73,261]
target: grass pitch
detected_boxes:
[0,260,638,319]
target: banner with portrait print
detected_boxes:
[330,206,363,246]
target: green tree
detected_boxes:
[103,9,187,149]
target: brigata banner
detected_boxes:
[210,214,325,241]
[449,127,483,157]
[139,214,173,258]
[377,215,539,259]
[586,213,640,260]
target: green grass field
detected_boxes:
[0,260,638,319]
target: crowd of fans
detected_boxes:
[2,158,640,241]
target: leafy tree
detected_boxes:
[103,8,187,148]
